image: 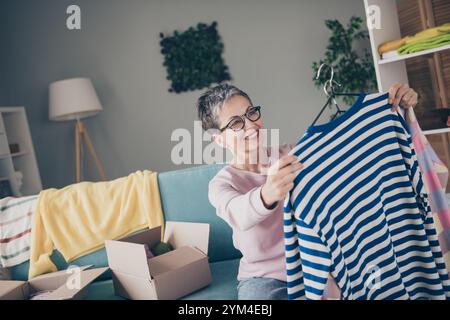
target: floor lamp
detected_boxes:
[49,77,106,183]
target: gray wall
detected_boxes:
[0,0,367,189]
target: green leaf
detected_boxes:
[312,16,376,94]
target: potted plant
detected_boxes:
[312,16,377,106]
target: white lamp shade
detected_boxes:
[49,78,103,121]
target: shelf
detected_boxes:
[422,127,450,136]
[0,151,29,159]
[11,151,28,158]
[378,44,450,65]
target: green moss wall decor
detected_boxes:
[159,21,231,93]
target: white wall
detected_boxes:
[0,0,367,188]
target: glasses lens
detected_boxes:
[228,117,245,131]
[246,107,261,121]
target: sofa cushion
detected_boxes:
[84,258,240,300]
[158,164,242,263]
[183,258,239,300]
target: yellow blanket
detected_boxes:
[28,170,164,279]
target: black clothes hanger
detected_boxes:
[312,64,362,126]
[329,92,362,121]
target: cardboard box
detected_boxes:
[0,265,109,300]
[105,221,212,300]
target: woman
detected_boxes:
[197,83,419,300]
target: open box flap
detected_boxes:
[148,246,207,278]
[119,225,162,247]
[43,267,109,300]
[28,265,92,282]
[27,265,93,291]
[105,240,151,279]
[0,281,27,298]
[163,221,209,255]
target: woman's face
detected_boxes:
[214,95,264,159]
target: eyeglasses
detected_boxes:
[219,106,262,132]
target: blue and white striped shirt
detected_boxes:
[284,92,450,300]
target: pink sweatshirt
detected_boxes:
[208,144,293,282]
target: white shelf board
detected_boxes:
[11,151,28,158]
[378,44,450,65]
[422,127,450,136]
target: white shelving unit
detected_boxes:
[377,43,450,65]
[364,0,450,174]
[364,0,450,141]
[0,107,42,197]
[422,127,450,136]
[364,0,410,92]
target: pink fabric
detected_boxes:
[424,170,446,194]
[437,208,450,230]
[403,108,450,272]
[208,145,293,282]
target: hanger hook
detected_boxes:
[324,79,342,97]
[316,63,333,82]
[317,63,342,97]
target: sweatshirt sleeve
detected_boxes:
[208,177,279,232]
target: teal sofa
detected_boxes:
[8,164,243,300]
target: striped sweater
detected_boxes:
[0,195,37,268]
[284,92,450,300]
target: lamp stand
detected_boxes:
[75,119,106,182]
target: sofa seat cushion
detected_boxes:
[84,258,240,300]
[183,258,239,300]
[158,164,242,263]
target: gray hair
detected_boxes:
[197,83,253,131]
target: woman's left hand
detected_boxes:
[388,83,419,112]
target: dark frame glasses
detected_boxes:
[219,106,262,132]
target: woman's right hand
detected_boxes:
[260,154,304,209]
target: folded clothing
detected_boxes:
[398,33,450,55]
[150,242,173,256]
[29,290,53,300]
[378,22,450,55]
[378,37,410,55]
[143,241,173,259]
[405,22,450,45]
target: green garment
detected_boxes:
[398,33,450,55]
